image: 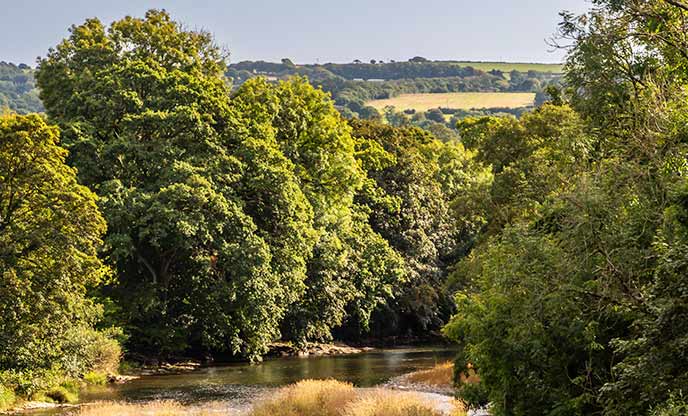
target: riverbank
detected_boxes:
[73,380,466,416]
[386,362,455,395]
[5,346,458,415]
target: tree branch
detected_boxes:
[666,0,688,12]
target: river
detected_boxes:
[22,346,457,415]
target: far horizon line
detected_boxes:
[1,57,565,69]
[231,58,565,65]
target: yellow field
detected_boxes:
[451,61,563,73]
[368,92,535,112]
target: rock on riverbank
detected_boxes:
[267,342,374,357]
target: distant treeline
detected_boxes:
[0,57,559,122]
[226,59,561,120]
[231,60,481,80]
[0,62,43,114]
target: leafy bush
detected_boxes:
[44,385,78,404]
[0,368,65,398]
[454,381,489,410]
[651,394,688,416]
[83,371,108,385]
[58,327,122,377]
[117,361,142,375]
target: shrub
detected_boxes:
[651,394,688,416]
[0,385,15,410]
[59,327,122,377]
[426,108,446,123]
[249,379,356,416]
[454,382,489,410]
[0,367,65,398]
[83,371,108,385]
[44,385,78,404]
[118,360,142,375]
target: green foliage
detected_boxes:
[83,371,108,385]
[35,10,297,360]
[1,367,66,399]
[117,361,142,375]
[444,227,615,415]
[59,327,122,376]
[33,11,475,359]
[349,120,488,336]
[651,394,688,416]
[0,113,112,374]
[444,1,688,415]
[44,383,79,404]
[230,77,407,344]
[455,105,588,236]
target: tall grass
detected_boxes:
[404,362,454,387]
[346,390,447,416]
[404,362,479,388]
[249,380,464,416]
[0,385,15,411]
[250,379,356,416]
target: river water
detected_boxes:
[24,346,457,415]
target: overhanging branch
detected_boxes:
[665,0,688,12]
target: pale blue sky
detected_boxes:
[1,0,588,67]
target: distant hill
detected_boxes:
[227,58,561,109]
[0,62,43,114]
[446,61,563,74]
[0,57,562,138]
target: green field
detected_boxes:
[449,61,564,73]
[368,92,536,112]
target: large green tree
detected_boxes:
[230,78,406,344]
[35,11,313,360]
[0,113,109,375]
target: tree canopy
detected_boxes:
[443,1,688,415]
[33,10,474,360]
[0,114,114,385]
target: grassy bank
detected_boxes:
[391,362,480,395]
[75,380,466,416]
[404,362,454,387]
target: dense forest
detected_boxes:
[2,0,688,415]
